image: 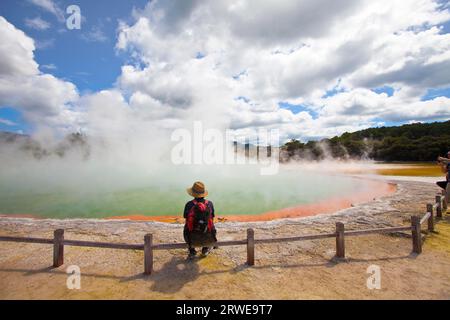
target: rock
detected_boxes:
[271,267,282,272]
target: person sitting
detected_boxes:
[183,181,217,259]
[436,151,450,191]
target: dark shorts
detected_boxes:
[437,181,448,190]
[184,226,217,248]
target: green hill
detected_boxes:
[282,121,450,162]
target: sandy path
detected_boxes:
[0,179,449,299]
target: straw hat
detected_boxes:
[187,181,208,198]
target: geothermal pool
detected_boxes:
[0,165,393,221]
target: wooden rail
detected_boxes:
[0,194,447,275]
[0,236,53,244]
[420,212,431,225]
[64,239,144,250]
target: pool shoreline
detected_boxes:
[102,180,397,223]
[0,178,439,231]
[0,179,398,223]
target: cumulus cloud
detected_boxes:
[220,0,363,45]
[346,26,450,94]
[0,17,38,77]
[0,16,80,136]
[316,88,450,125]
[112,0,450,142]
[2,0,450,143]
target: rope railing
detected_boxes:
[0,193,447,275]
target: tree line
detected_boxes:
[281,120,450,162]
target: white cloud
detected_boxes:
[2,1,450,143]
[0,118,17,126]
[0,16,80,136]
[41,63,57,71]
[0,17,38,77]
[345,26,450,95]
[25,16,51,30]
[315,88,450,125]
[81,25,108,43]
[29,0,65,22]
[34,38,55,49]
[114,0,450,141]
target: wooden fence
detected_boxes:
[0,190,448,275]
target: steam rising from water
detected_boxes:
[0,131,380,219]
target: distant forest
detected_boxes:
[281,120,450,162]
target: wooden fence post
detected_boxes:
[244,142,250,159]
[53,229,64,267]
[267,145,272,158]
[442,189,448,211]
[256,136,260,162]
[335,222,345,259]
[427,203,434,233]
[144,234,153,275]
[436,196,442,218]
[247,228,255,266]
[411,216,422,254]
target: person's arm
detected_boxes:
[209,201,215,218]
[438,156,450,164]
[183,202,192,219]
[438,157,450,174]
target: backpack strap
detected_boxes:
[186,200,197,232]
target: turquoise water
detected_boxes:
[0,166,368,219]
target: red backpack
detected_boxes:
[186,200,214,233]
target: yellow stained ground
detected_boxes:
[376,163,443,177]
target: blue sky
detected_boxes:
[0,0,149,133]
[0,0,147,93]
